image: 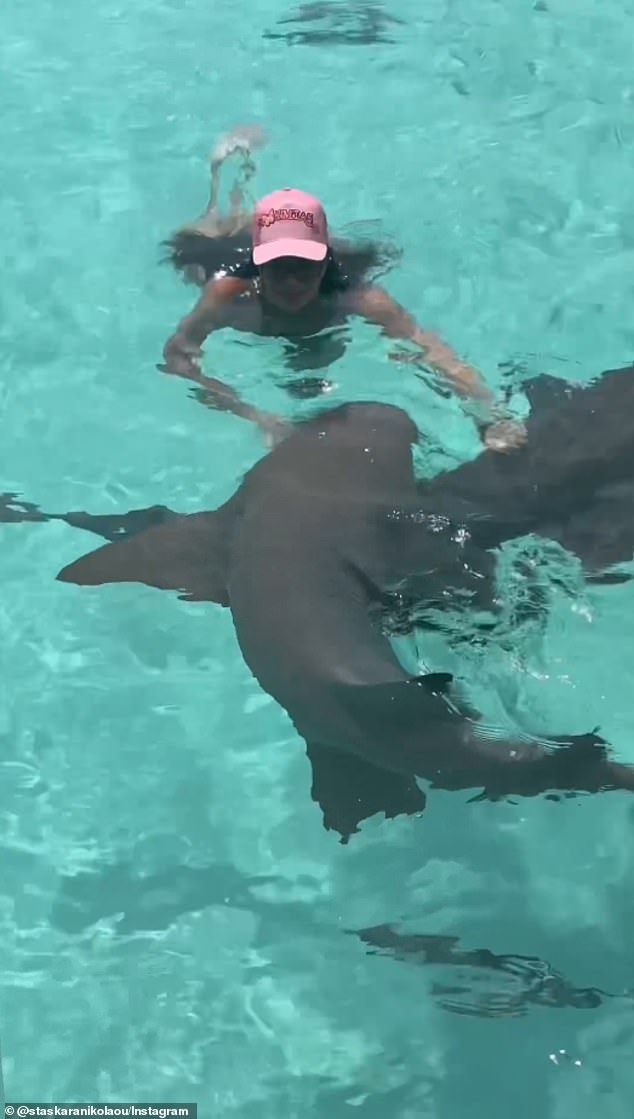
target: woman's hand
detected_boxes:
[257,411,290,448]
[187,381,289,447]
[482,417,527,452]
[160,333,203,379]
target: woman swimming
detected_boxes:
[160,129,525,451]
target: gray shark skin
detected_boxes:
[423,361,634,574]
[4,365,634,839]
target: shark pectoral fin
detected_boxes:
[305,741,426,843]
[56,508,233,605]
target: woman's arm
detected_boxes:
[345,284,526,449]
[345,284,493,403]
[162,274,250,377]
[159,275,287,445]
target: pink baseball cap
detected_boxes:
[252,187,329,266]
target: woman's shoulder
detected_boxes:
[205,272,254,306]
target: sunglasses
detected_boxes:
[261,256,326,281]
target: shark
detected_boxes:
[3,363,634,839]
[48,858,619,1020]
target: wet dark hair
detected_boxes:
[162,228,252,285]
[162,227,401,290]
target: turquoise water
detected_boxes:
[3,0,634,1113]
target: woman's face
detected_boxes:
[259,255,327,311]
